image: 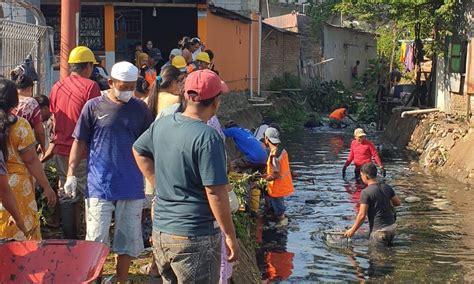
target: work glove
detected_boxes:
[381,167,387,178]
[64,176,78,199]
[342,166,347,179]
[228,190,239,213]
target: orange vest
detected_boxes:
[144,68,157,87]
[266,148,294,198]
[329,108,347,121]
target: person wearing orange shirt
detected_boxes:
[328,105,356,129]
[264,127,295,227]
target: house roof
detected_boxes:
[208,5,252,24]
[324,22,378,36]
[263,12,299,33]
[262,22,299,36]
[264,12,378,36]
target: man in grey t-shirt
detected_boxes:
[345,163,401,246]
[133,70,239,283]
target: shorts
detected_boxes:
[268,197,286,217]
[85,198,144,257]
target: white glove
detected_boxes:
[228,190,239,213]
[64,176,78,199]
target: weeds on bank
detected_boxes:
[229,172,267,248]
[264,63,385,129]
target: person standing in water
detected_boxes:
[343,128,385,181]
[344,163,401,246]
[264,127,295,226]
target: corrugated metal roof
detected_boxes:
[208,5,252,24]
[263,12,299,32]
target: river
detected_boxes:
[257,128,474,282]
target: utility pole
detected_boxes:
[60,0,80,79]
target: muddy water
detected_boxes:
[257,129,474,282]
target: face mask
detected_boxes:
[114,87,133,103]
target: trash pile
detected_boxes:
[407,112,473,180]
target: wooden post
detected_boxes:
[467,38,474,120]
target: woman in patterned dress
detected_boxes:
[10,68,46,153]
[0,78,56,240]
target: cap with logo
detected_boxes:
[354,128,367,137]
[111,61,139,82]
[184,69,226,102]
[149,48,163,61]
[264,127,281,144]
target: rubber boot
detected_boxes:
[60,202,77,239]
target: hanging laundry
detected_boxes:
[404,43,415,72]
[399,42,407,63]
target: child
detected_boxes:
[263,127,295,226]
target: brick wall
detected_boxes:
[261,26,300,91]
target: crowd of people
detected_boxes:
[0,35,400,283]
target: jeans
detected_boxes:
[268,197,286,217]
[152,231,221,284]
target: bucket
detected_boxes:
[250,188,261,213]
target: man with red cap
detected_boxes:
[133,69,239,283]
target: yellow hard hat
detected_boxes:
[172,55,187,69]
[196,52,211,64]
[68,46,98,64]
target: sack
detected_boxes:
[16,55,38,81]
[228,190,239,213]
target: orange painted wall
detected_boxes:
[205,12,253,91]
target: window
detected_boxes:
[449,40,468,74]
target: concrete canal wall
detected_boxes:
[385,110,474,185]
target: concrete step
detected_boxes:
[251,103,273,107]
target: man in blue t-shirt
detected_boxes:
[133,70,239,283]
[223,122,268,173]
[64,61,153,283]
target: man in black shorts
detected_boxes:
[344,163,401,246]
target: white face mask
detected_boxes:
[114,87,133,103]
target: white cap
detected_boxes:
[354,128,367,137]
[170,48,182,57]
[264,127,281,144]
[111,61,138,82]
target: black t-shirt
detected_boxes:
[360,183,396,232]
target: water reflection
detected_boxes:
[257,217,295,282]
[257,129,472,282]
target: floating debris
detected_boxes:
[405,196,421,203]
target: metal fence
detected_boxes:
[0,19,50,94]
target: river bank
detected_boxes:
[384,109,474,185]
